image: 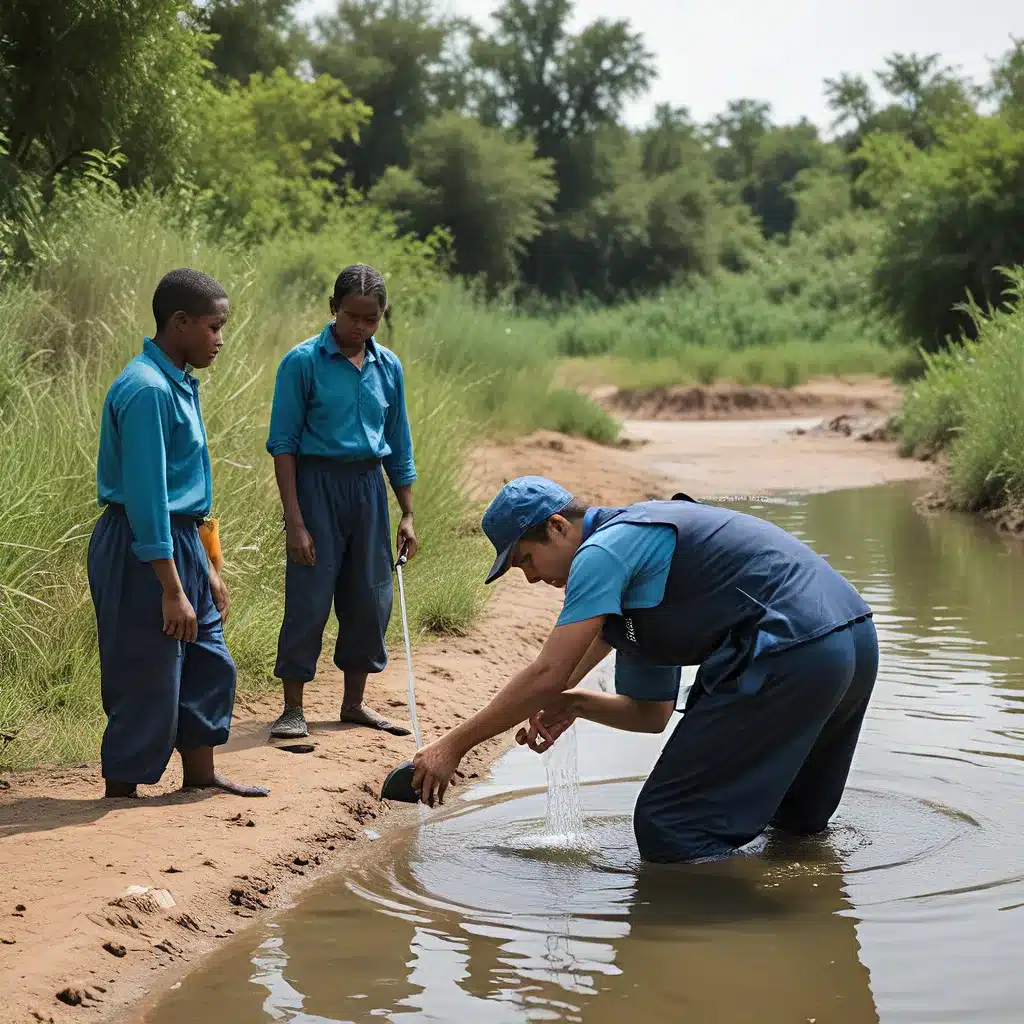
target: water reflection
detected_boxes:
[217,792,883,1024]
[599,842,878,1024]
[143,482,1024,1024]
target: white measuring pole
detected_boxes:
[395,554,422,750]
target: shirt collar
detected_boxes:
[143,338,196,393]
[318,323,377,363]
[581,507,602,542]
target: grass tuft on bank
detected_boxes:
[900,268,1024,513]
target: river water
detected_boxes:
[144,481,1024,1024]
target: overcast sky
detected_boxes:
[296,0,1023,131]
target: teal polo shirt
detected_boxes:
[96,339,213,562]
[265,324,417,489]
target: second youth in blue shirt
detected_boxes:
[266,323,417,488]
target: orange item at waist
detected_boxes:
[199,518,223,572]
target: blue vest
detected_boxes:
[588,495,872,694]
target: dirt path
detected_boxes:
[0,414,931,1024]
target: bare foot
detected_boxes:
[104,781,140,799]
[340,703,411,736]
[181,772,269,797]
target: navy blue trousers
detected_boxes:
[274,458,393,682]
[634,617,879,863]
[87,506,236,785]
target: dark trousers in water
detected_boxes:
[634,616,879,863]
[87,506,236,785]
[274,457,393,682]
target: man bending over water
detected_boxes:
[410,477,878,863]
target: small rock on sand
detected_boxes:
[56,985,98,1007]
[150,889,176,909]
[103,942,127,958]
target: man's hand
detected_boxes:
[209,568,230,624]
[285,520,316,566]
[411,736,463,807]
[515,694,579,754]
[163,589,198,643]
[397,513,418,561]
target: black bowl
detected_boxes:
[380,760,419,803]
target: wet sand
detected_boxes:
[0,412,932,1024]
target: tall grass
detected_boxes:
[900,269,1024,512]
[898,346,972,456]
[0,192,613,771]
[395,280,620,443]
[551,215,903,387]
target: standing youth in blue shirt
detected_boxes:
[89,269,268,800]
[409,477,879,864]
[266,265,418,740]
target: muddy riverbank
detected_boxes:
[0,414,933,1024]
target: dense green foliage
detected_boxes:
[4,2,1023,331]
[370,112,557,286]
[552,216,902,385]
[190,69,370,239]
[869,117,1024,350]
[0,0,208,186]
[199,0,306,83]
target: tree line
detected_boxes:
[2,0,1024,349]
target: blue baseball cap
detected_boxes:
[482,476,574,584]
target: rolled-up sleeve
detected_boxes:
[266,349,309,456]
[614,650,681,702]
[382,355,417,487]
[119,387,173,562]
